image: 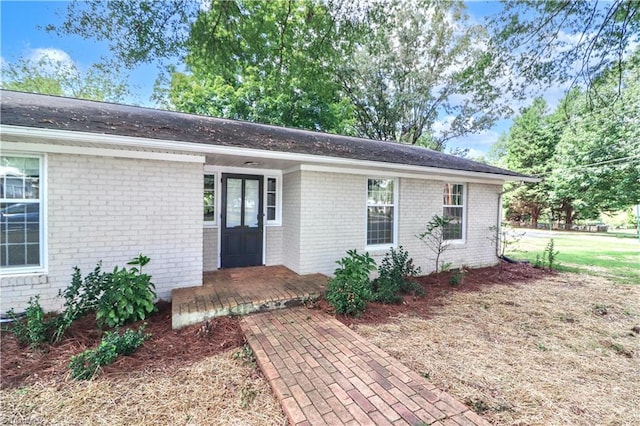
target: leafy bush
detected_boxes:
[372,246,422,304]
[53,263,107,343]
[449,268,466,285]
[5,296,52,348]
[326,249,376,317]
[96,254,157,328]
[69,325,150,380]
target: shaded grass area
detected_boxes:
[508,230,640,284]
[355,274,640,425]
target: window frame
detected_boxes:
[203,172,217,227]
[365,177,398,250]
[265,176,282,226]
[0,153,47,275]
[442,183,466,243]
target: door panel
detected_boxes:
[221,174,264,268]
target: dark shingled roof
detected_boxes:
[1,90,528,179]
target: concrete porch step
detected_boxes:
[171,266,328,329]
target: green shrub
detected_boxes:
[326,249,376,317]
[5,296,52,348]
[53,263,107,343]
[96,254,157,328]
[449,268,465,285]
[372,246,423,304]
[69,325,150,380]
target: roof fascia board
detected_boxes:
[288,164,508,185]
[0,141,205,164]
[1,125,538,182]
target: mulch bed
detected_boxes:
[1,302,245,390]
[329,261,551,326]
[1,262,549,390]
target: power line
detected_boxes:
[532,154,640,178]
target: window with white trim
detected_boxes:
[266,177,279,224]
[367,178,396,246]
[1,154,44,271]
[204,174,216,224]
[443,183,464,240]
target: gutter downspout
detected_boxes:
[496,181,525,260]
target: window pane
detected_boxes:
[1,201,41,267]
[244,179,260,228]
[204,175,216,222]
[367,206,394,245]
[443,206,463,240]
[226,178,242,228]
[1,156,40,200]
[267,178,276,192]
[443,183,463,206]
[368,179,393,205]
[267,206,276,221]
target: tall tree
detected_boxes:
[490,0,640,105]
[338,0,505,149]
[1,53,130,102]
[504,97,563,225]
[163,0,359,133]
[549,52,640,220]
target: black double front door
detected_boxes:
[220,174,264,268]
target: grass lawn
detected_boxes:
[507,230,640,284]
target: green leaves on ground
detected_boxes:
[69,325,151,380]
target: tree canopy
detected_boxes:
[336,0,505,149]
[489,0,640,104]
[163,0,359,133]
[1,52,130,103]
[500,50,640,225]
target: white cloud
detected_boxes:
[27,48,73,64]
[26,48,76,74]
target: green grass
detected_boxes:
[508,230,640,284]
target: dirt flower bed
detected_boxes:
[352,269,640,425]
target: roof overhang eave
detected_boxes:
[0,124,539,183]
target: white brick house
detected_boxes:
[0,91,535,312]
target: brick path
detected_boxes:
[240,307,489,426]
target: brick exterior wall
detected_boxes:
[282,171,302,273]
[203,227,218,272]
[290,171,501,276]
[265,226,283,266]
[1,153,203,313]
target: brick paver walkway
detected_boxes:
[241,307,489,426]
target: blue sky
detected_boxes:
[0,1,561,157]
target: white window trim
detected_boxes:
[203,166,283,228]
[0,152,47,275]
[365,177,398,251]
[203,172,218,227]
[443,183,466,244]
[265,176,282,226]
